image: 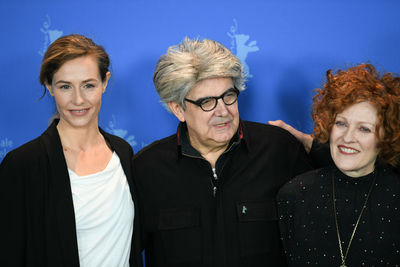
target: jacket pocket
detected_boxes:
[157,207,202,264]
[236,200,279,257]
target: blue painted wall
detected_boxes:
[1,0,399,161]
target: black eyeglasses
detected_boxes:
[184,88,240,112]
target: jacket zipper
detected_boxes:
[181,152,219,197]
[212,167,218,197]
[181,140,238,198]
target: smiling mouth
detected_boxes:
[215,122,230,127]
[70,108,89,115]
[338,146,359,154]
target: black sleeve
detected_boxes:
[0,152,26,266]
[309,139,334,168]
[131,159,146,254]
[292,140,314,177]
[277,183,297,266]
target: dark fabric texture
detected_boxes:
[133,120,313,267]
[277,165,400,266]
[309,139,334,168]
[0,120,142,267]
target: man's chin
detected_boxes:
[212,133,235,144]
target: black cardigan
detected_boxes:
[0,120,142,267]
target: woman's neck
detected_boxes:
[56,119,103,152]
[56,119,113,176]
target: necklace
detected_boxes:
[332,170,377,267]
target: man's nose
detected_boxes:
[213,98,229,115]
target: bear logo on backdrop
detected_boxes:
[106,115,149,149]
[0,15,62,163]
[0,138,13,162]
[227,19,259,78]
[0,17,260,162]
[39,15,63,56]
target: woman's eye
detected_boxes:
[335,121,346,127]
[360,126,371,133]
[83,83,95,89]
[59,84,70,89]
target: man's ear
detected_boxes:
[46,83,54,96]
[169,102,185,122]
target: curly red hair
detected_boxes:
[312,63,400,166]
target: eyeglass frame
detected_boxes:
[184,87,240,112]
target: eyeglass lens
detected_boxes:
[201,90,238,111]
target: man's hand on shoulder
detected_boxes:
[268,120,314,153]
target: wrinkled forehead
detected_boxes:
[187,77,234,98]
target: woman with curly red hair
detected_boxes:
[277,64,400,266]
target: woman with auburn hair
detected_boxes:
[277,64,400,266]
[0,34,142,267]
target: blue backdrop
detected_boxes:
[1,0,400,162]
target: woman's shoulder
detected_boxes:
[378,164,400,188]
[0,136,46,176]
[4,136,44,162]
[100,129,134,154]
[278,167,332,199]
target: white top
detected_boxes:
[69,152,134,267]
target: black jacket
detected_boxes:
[0,120,142,267]
[133,120,313,267]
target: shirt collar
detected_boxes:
[176,120,244,158]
